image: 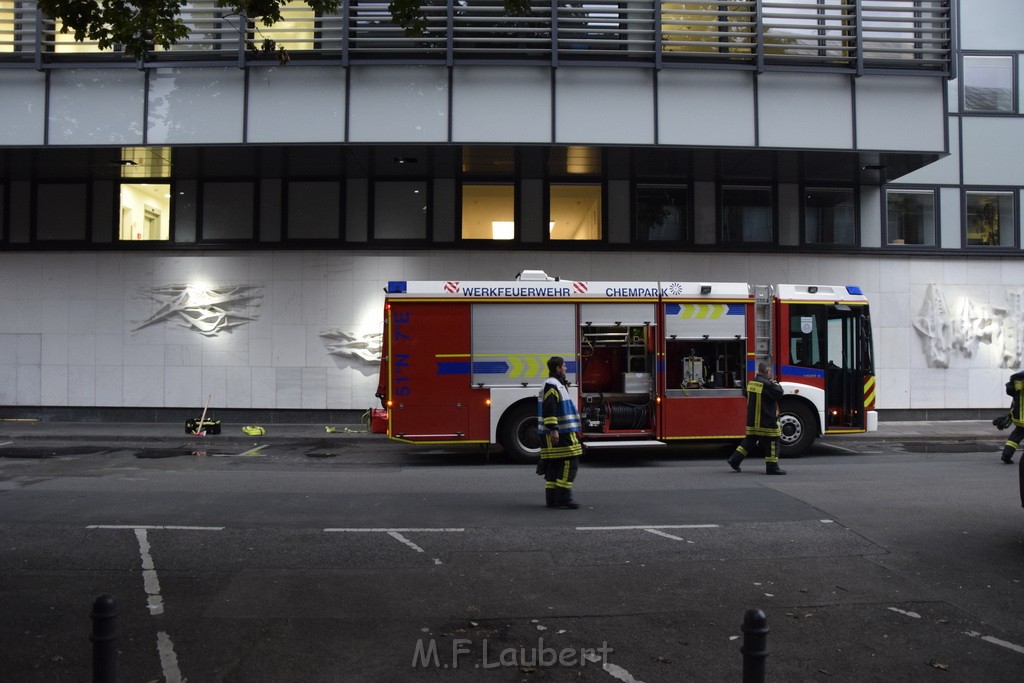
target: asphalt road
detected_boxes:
[0,437,1022,682]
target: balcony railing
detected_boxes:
[0,1,952,76]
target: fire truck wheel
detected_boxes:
[779,401,816,458]
[498,402,543,464]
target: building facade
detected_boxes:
[0,1,1020,420]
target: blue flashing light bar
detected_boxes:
[387,281,408,293]
[845,285,863,295]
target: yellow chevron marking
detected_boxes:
[678,303,727,320]
[525,355,540,378]
[508,355,524,378]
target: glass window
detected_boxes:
[461,184,515,240]
[636,184,689,242]
[374,181,427,240]
[251,4,315,52]
[721,186,772,243]
[201,182,254,240]
[549,184,602,241]
[287,181,341,239]
[886,189,935,246]
[1,0,33,53]
[119,184,171,241]
[38,183,88,240]
[966,191,1015,247]
[804,187,855,245]
[963,55,1015,113]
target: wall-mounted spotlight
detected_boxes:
[700,284,712,295]
[808,286,818,294]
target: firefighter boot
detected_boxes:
[727,451,744,472]
[1001,447,1014,464]
[557,488,580,510]
[765,461,787,475]
[545,488,557,508]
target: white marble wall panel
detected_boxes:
[68,366,97,406]
[48,69,145,145]
[147,68,245,144]
[165,367,204,407]
[856,77,945,152]
[248,66,345,143]
[554,68,654,145]
[0,71,45,145]
[2,250,1024,413]
[758,74,852,149]
[276,368,302,408]
[658,70,755,147]
[17,364,41,404]
[452,66,551,143]
[226,367,253,409]
[348,66,448,142]
[0,365,14,404]
[41,362,69,405]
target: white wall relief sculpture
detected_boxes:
[320,329,383,377]
[134,284,263,336]
[914,284,1024,369]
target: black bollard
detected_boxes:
[740,608,769,683]
[90,594,118,683]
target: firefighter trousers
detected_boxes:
[734,433,780,464]
[543,456,579,498]
[1001,425,1024,460]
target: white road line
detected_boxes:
[965,630,1024,655]
[324,527,465,532]
[387,531,425,553]
[644,529,687,541]
[888,607,921,619]
[134,529,164,616]
[577,524,719,531]
[157,631,183,683]
[583,653,645,683]
[88,528,224,532]
[0,440,13,447]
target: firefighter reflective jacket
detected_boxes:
[538,376,583,459]
[745,373,785,437]
[1006,371,1024,427]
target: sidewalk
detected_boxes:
[0,418,1002,445]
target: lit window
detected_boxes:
[549,184,602,241]
[119,184,171,241]
[118,147,173,241]
[886,189,935,246]
[804,188,855,245]
[965,191,1015,247]
[252,4,316,51]
[963,55,1015,113]
[462,184,515,240]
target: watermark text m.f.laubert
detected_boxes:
[412,637,613,670]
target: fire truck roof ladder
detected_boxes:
[753,284,774,366]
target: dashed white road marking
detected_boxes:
[888,607,921,619]
[965,630,1024,655]
[577,524,719,531]
[134,529,164,616]
[89,524,221,683]
[583,652,645,682]
[157,631,183,683]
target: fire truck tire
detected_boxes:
[498,402,543,464]
[779,401,817,458]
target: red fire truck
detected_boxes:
[374,270,876,462]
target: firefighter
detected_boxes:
[539,356,582,509]
[727,359,787,475]
[999,370,1024,466]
